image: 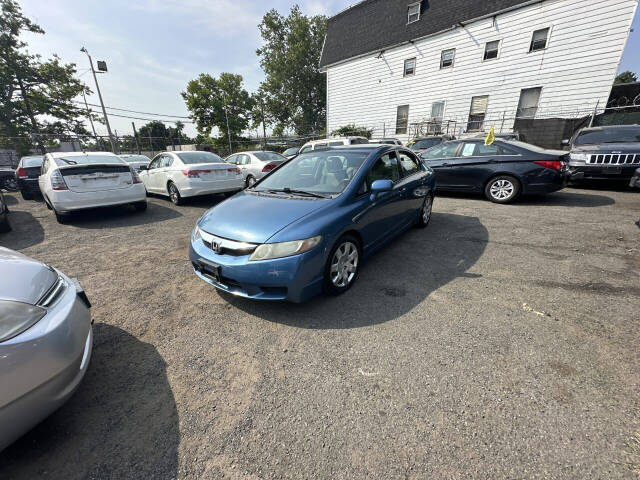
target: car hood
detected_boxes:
[0,247,58,304]
[198,191,328,244]
[573,143,640,153]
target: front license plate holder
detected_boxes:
[197,261,221,283]
[604,166,622,175]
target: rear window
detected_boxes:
[573,127,640,145]
[177,152,223,164]
[505,140,550,154]
[254,152,285,162]
[55,155,123,166]
[21,156,43,167]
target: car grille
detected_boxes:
[587,153,640,165]
[199,229,257,257]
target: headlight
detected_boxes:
[249,235,322,261]
[570,153,588,162]
[0,300,47,343]
[192,225,202,243]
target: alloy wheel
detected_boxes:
[169,185,179,203]
[422,195,433,223]
[330,241,359,288]
[489,179,514,201]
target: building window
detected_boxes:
[483,40,500,61]
[396,105,410,134]
[428,101,445,134]
[530,27,550,52]
[467,96,489,132]
[440,49,455,69]
[403,57,416,76]
[408,3,420,23]
[517,87,542,118]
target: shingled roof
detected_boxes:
[319,0,539,68]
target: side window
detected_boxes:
[315,143,328,150]
[398,151,420,177]
[226,155,237,164]
[474,143,500,156]
[498,145,520,156]
[460,143,477,157]
[148,156,162,170]
[242,155,251,165]
[164,156,174,168]
[299,145,312,154]
[366,152,400,190]
[421,142,459,159]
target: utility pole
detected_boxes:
[80,47,117,153]
[260,98,267,151]
[82,88,99,143]
[223,101,232,155]
[131,122,141,154]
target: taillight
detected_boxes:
[227,167,241,174]
[16,167,27,179]
[262,163,277,173]
[130,167,142,184]
[534,160,564,171]
[50,170,68,190]
[181,169,212,178]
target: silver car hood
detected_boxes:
[0,247,58,304]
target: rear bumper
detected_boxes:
[0,274,92,451]
[523,170,569,195]
[568,165,638,181]
[17,178,40,193]
[180,179,244,198]
[49,184,146,212]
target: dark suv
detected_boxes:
[566,125,640,182]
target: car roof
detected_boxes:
[579,125,640,132]
[49,151,117,158]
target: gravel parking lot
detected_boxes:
[0,186,638,479]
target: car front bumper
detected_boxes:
[189,234,326,303]
[180,178,244,198]
[568,165,638,181]
[0,273,92,451]
[49,184,146,212]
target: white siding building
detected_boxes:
[320,0,638,142]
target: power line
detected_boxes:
[72,100,191,119]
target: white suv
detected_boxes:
[298,137,369,154]
[39,151,147,223]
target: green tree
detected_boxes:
[181,72,254,145]
[137,121,169,152]
[256,6,327,135]
[0,0,90,155]
[331,124,373,139]
[615,71,638,84]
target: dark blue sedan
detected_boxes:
[189,145,435,303]
[420,139,570,203]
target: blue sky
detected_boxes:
[19,0,640,138]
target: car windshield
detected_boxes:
[55,155,122,165]
[412,138,443,149]
[21,156,43,167]
[573,127,640,145]
[254,151,285,162]
[177,152,224,164]
[251,150,369,196]
[282,148,298,156]
[121,155,149,163]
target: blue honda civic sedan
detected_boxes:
[189,145,436,303]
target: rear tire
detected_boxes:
[245,176,256,188]
[20,190,33,201]
[484,175,520,204]
[167,182,183,205]
[416,194,433,228]
[2,177,18,191]
[133,201,147,212]
[0,216,11,233]
[54,210,68,224]
[323,234,361,296]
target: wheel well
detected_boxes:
[340,229,363,249]
[166,180,175,192]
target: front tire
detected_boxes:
[416,194,433,228]
[485,175,520,204]
[167,182,183,205]
[323,235,361,296]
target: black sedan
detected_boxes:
[14,155,43,200]
[0,190,10,232]
[419,139,569,203]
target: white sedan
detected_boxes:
[140,151,243,205]
[38,152,147,223]
[224,151,287,187]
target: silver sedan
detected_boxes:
[0,247,93,451]
[225,151,287,187]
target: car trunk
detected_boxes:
[22,166,41,179]
[185,163,240,181]
[60,164,133,192]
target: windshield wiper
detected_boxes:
[264,188,330,199]
[59,158,78,165]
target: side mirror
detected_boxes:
[370,179,393,201]
[139,165,148,171]
[561,139,570,146]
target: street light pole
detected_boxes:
[223,101,232,155]
[80,47,117,153]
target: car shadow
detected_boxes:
[223,212,488,329]
[570,179,636,193]
[0,323,179,479]
[517,191,616,207]
[64,201,182,229]
[3,195,18,206]
[0,210,45,250]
